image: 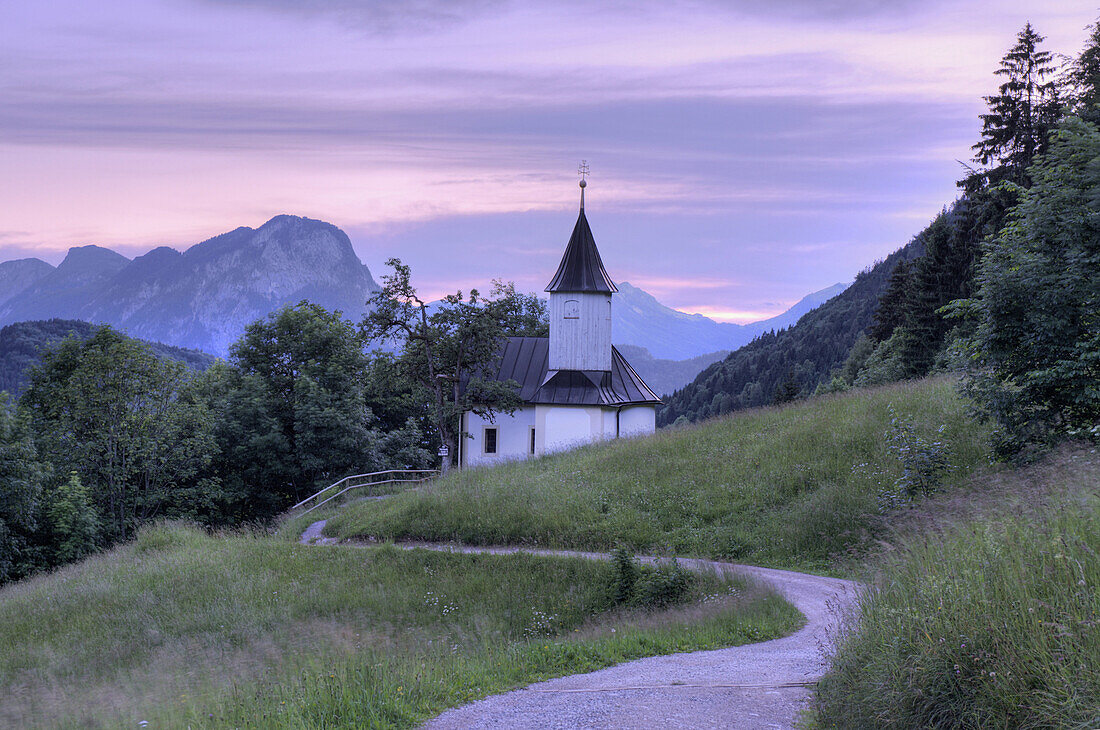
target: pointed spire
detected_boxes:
[545,172,617,294]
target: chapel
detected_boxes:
[459,178,661,467]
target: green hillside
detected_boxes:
[0,524,797,729]
[327,377,990,572]
[815,448,1100,728]
[0,318,215,394]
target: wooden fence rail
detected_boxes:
[290,469,440,517]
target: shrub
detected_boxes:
[609,549,695,609]
[611,546,637,604]
[877,406,952,511]
[47,471,99,563]
[633,559,692,608]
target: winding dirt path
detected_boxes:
[300,520,860,730]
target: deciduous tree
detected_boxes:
[0,395,48,583]
[20,327,215,542]
[362,260,544,468]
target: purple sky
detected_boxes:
[1,1,1095,321]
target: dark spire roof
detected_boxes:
[545,184,617,294]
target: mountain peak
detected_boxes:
[58,245,130,273]
[0,258,55,308]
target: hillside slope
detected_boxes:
[0,319,215,394]
[816,448,1100,728]
[326,377,990,571]
[0,524,796,729]
[657,241,923,425]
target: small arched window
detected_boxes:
[564,299,580,319]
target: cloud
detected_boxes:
[701,0,931,21]
[199,0,503,34]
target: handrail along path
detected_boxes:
[290,469,440,517]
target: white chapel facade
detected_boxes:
[459,180,661,468]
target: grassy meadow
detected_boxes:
[326,377,991,571]
[815,448,1100,728]
[0,522,799,729]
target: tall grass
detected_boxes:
[815,449,1100,729]
[326,378,991,571]
[0,523,799,729]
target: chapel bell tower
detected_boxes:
[545,170,617,372]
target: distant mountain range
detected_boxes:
[0,215,379,356]
[613,281,847,361]
[613,345,730,397]
[0,215,846,394]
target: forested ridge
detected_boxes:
[658,241,922,425]
[0,319,215,394]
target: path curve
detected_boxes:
[300,520,860,730]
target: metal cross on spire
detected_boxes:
[577,160,589,209]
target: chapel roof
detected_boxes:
[545,192,618,294]
[486,336,660,406]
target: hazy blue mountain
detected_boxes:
[0,246,130,325]
[614,344,729,397]
[0,319,215,395]
[0,258,54,307]
[0,216,841,362]
[81,215,380,355]
[0,216,380,356]
[752,282,848,332]
[612,281,847,360]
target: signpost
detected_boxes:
[438,443,450,474]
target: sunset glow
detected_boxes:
[2,0,1095,317]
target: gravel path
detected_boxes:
[300,520,860,730]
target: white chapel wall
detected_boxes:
[538,405,602,454]
[462,407,536,467]
[619,405,656,437]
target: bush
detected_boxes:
[611,546,637,604]
[877,406,952,511]
[609,549,694,609]
[633,559,692,608]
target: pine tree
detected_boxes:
[973,23,1062,185]
[870,259,915,343]
[959,118,1100,452]
[773,370,801,404]
[1068,17,1100,125]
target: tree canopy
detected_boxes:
[956,117,1100,452]
[362,259,546,468]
